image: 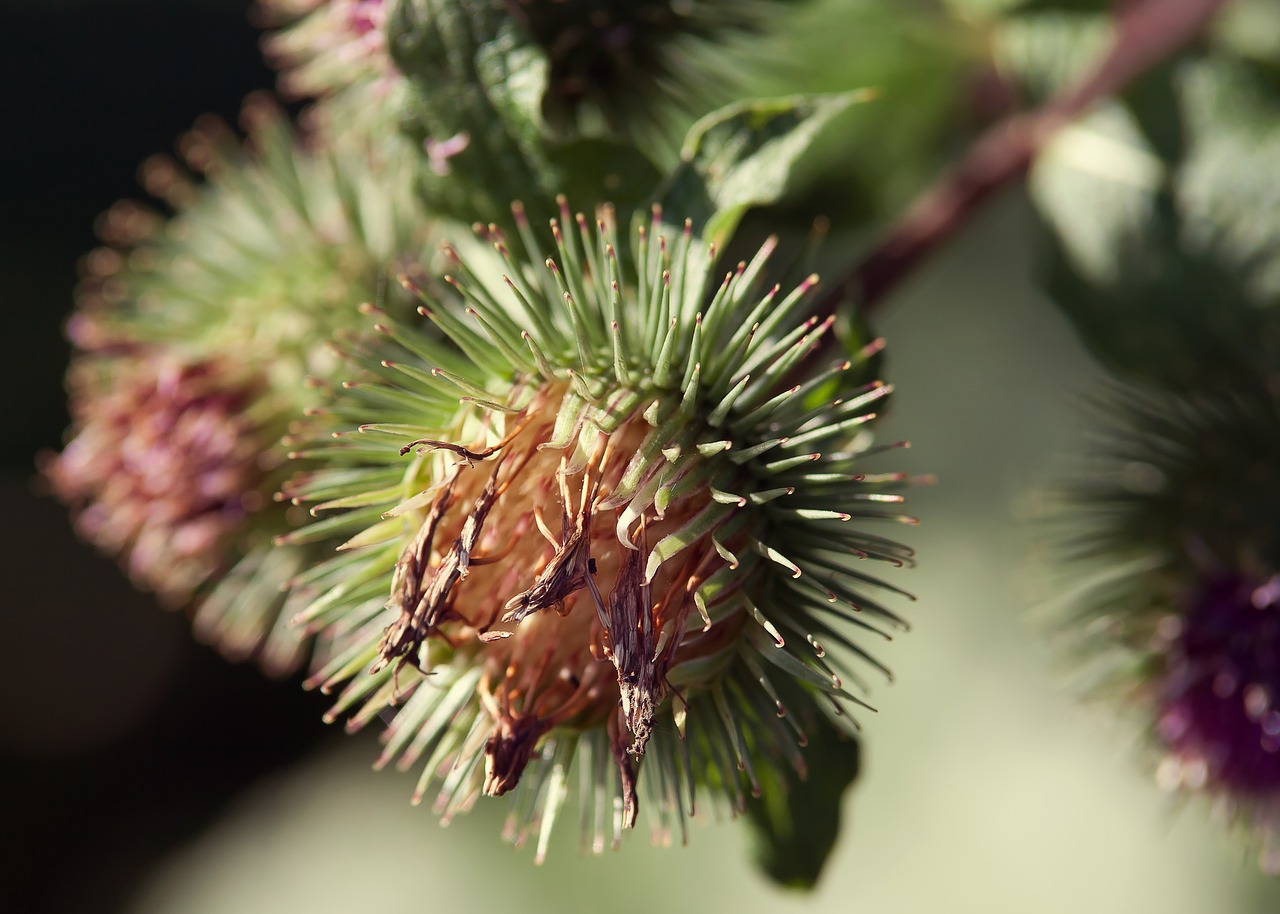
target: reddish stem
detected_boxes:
[831,0,1232,315]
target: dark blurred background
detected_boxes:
[1,3,334,910]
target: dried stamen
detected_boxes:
[375,461,504,672]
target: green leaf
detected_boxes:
[387,0,661,228]
[1214,0,1280,72]
[388,0,539,221]
[657,92,874,246]
[743,676,861,890]
[509,0,807,147]
[740,1,985,222]
[991,11,1109,103]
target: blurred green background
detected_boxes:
[6,1,1280,911]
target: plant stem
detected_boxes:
[823,0,1231,317]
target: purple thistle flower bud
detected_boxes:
[1155,574,1280,820]
[1065,384,1280,871]
[46,99,431,674]
[45,355,270,604]
[1157,574,1280,788]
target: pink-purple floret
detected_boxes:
[1159,574,1280,794]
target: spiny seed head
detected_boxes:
[284,201,917,856]
[1063,384,1280,872]
[49,98,430,674]
[72,97,426,388]
[1151,572,1280,874]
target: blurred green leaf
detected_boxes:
[387,0,661,227]
[1214,0,1280,74]
[507,0,807,149]
[992,11,1108,102]
[1004,0,1107,12]
[1023,45,1280,391]
[744,0,981,221]
[743,676,861,890]
[657,92,872,246]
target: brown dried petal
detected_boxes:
[606,536,664,756]
[608,710,639,830]
[502,506,593,623]
[375,463,500,672]
[483,714,552,797]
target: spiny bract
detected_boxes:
[281,199,917,857]
[1065,384,1280,872]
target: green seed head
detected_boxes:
[282,199,917,854]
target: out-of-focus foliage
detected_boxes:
[1012,0,1280,873]
[504,0,806,144]
[1008,13,1280,391]
[741,0,984,225]
[743,675,861,889]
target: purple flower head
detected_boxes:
[257,0,398,127]
[46,354,270,604]
[1152,570,1280,871]
[1157,573,1280,796]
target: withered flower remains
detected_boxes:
[282,199,917,856]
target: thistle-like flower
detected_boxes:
[283,199,916,856]
[1155,574,1280,799]
[255,0,402,130]
[1065,384,1280,871]
[45,99,431,673]
[47,354,271,603]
